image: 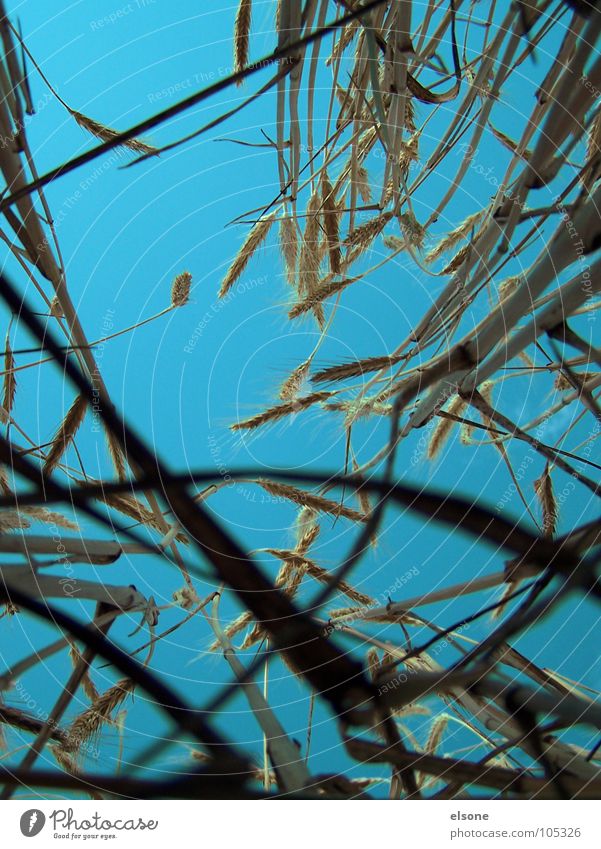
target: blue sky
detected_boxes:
[0,0,599,797]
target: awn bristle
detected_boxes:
[171,271,192,307]
[21,506,79,531]
[354,165,372,204]
[382,234,406,251]
[289,277,354,319]
[584,108,601,187]
[442,243,471,274]
[345,210,393,251]
[279,214,298,288]
[208,610,254,652]
[65,678,135,752]
[234,0,252,82]
[326,19,359,66]
[294,506,319,551]
[231,391,333,430]
[312,354,401,384]
[278,358,311,401]
[268,549,373,606]
[461,380,494,444]
[219,211,276,298]
[70,110,158,156]
[50,745,78,774]
[352,458,373,519]
[399,212,426,250]
[104,424,128,481]
[0,466,11,496]
[425,715,448,754]
[101,491,188,542]
[366,648,381,681]
[425,209,486,264]
[427,396,467,460]
[554,372,571,391]
[44,394,87,475]
[258,479,367,523]
[0,510,29,532]
[416,715,449,788]
[329,395,391,427]
[69,642,100,703]
[534,464,558,537]
[295,512,320,554]
[299,191,325,327]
